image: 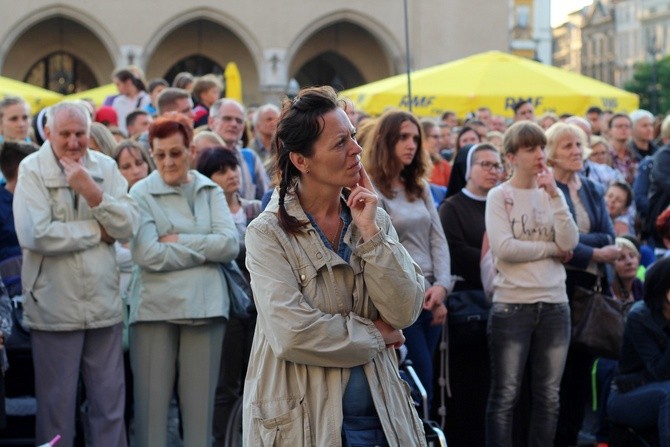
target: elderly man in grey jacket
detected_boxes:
[13,101,139,447]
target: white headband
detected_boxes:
[464,143,480,181]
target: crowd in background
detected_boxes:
[0,64,670,447]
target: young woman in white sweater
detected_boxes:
[484,121,579,446]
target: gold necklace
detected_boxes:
[326,216,344,250]
[321,202,343,249]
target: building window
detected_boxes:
[164,55,224,85]
[516,5,530,29]
[24,52,98,94]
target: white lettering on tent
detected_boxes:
[504,97,544,110]
[399,96,436,108]
[602,98,618,108]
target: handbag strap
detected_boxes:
[591,358,599,412]
[438,319,450,428]
[593,265,606,294]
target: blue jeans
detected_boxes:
[404,308,442,410]
[608,380,670,447]
[485,302,570,447]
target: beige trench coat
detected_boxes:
[243,190,427,447]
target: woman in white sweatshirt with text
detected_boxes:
[484,121,579,447]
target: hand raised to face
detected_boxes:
[346,166,380,241]
[536,163,558,198]
[60,157,103,207]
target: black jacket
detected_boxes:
[615,300,670,392]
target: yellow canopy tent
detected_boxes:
[0,76,63,113]
[340,51,639,119]
[65,83,118,107]
[224,62,243,103]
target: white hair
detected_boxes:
[629,109,654,125]
[565,116,592,136]
[46,101,91,130]
[209,98,245,119]
[252,103,280,127]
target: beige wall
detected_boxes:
[0,0,510,105]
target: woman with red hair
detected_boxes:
[128,115,239,445]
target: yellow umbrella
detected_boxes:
[341,51,639,118]
[65,83,118,107]
[224,62,243,103]
[0,76,63,114]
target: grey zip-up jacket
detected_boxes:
[243,189,426,447]
[14,143,138,330]
[128,170,239,323]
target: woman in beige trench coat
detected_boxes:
[243,86,427,446]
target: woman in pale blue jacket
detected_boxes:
[128,115,239,446]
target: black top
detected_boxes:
[615,300,670,392]
[439,190,486,291]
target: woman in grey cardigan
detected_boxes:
[128,115,239,446]
[362,109,452,413]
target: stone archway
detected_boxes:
[294,51,365,91]
[288,19,399,92]
[163,55,225,85]
[1,14,116,92]
[143,11,260,104]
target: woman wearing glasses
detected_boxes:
[422,119,451,188]
[438,143,501,445]
[128,115,239,446]
[485,121,578,446]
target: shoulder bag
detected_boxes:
[571,275,633,359]
[220,261,254,319]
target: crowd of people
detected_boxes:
[1,65,670,447]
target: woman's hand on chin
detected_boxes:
[347,167,380,241]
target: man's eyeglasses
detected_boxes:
[218,115,245,125]
[476,161,504,172]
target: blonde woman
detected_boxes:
[545,122,619,446]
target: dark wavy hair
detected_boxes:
[455,125,482,152]
[362,109,428,201]
[113,68,146,92]
[607,181,634,208]
[196,146,239,178]
[148,114,193,150]
[0,140,37,180]
[274,86,341,234]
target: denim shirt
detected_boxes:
[306,205,376,416]
[304,202,352,263]
[615,301,670,392]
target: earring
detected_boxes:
[305,169,310,174]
